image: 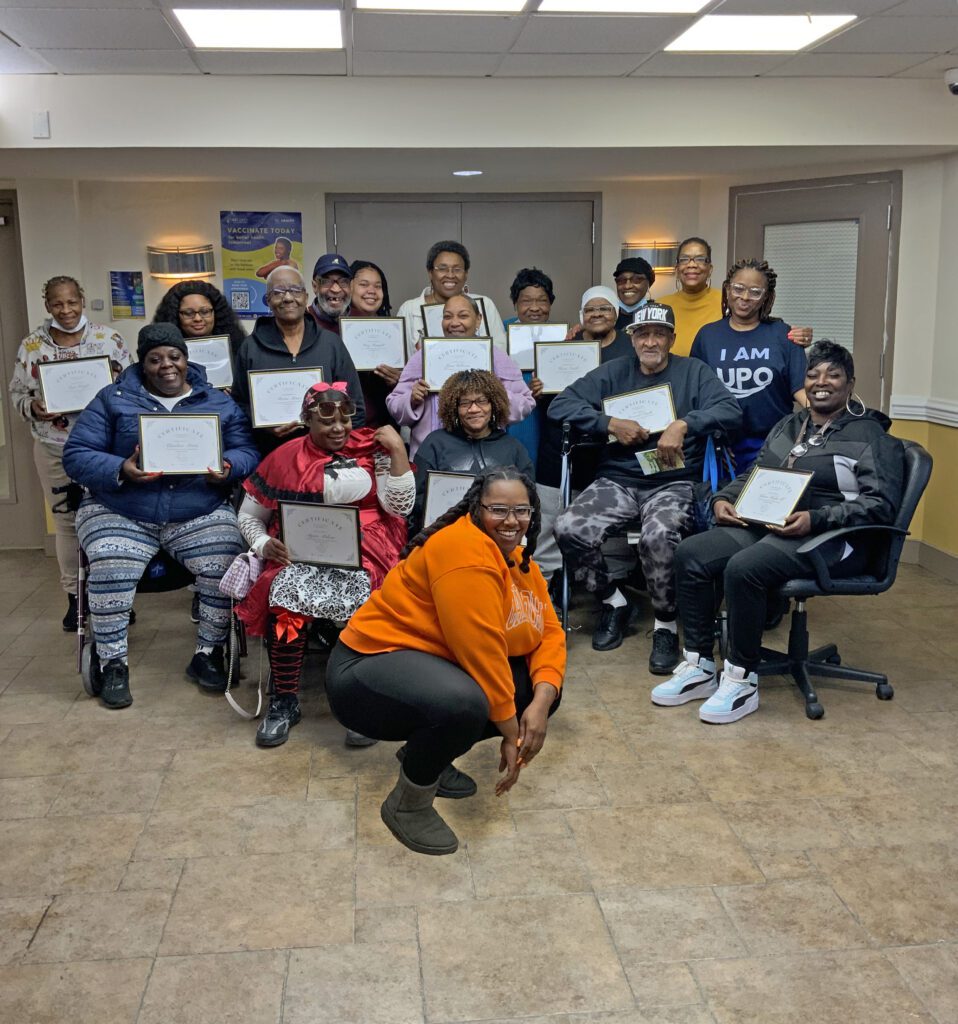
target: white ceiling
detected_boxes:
[0,0,956,78]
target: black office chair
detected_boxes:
[755,439,932,719]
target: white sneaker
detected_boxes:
[651,650,717,706]
[699,661,759,724]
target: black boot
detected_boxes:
[100,659,132,709]
[62,594,78,633]
[592,599,633,651]
[396,745,476,799]
[186,647,228,691]
[256,693,302,747]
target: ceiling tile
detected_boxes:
[172,0,343,6]
[630,52,790,75]
[353,12,520,53]
[0,34,52,73]
[718,0,901,12]
[768,51,937,75]
[0,9,182,49]
[512,14,691,54]
[0,0,157,7]
[191,49,346,74]
[353,51,500,75]
[880,0,958,14]
[813,15,958,53]
[495,52,646,75]
[892,53,958,75]
[36,48,201,74]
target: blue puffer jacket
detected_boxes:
[63,362,260,524]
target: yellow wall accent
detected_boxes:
[890,420,957,556]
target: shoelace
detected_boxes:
[714,675,752,698]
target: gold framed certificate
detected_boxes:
[603,384,676,435]
[508,323,569,372]
[421,338,493,392]
[37,356,114,414]
[534,341,601,394]
[279,502,361,569]
[248,368,324,428]
[340,317,407,370]
[138,414,223,475]
[421,297,490,339]
[733,467,814,527]
[186,335,233,389]
[424,471,473,527]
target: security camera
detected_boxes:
[946,69,958,95]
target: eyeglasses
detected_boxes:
[584,305,616,316]
[790,432,830,459]
[481,504,533,521]
[677,254,710,266]
[432,265,465,276]
[458,397,491,410]
[267,285,307,299]
[179,307,214,319]
[728,283,766,300]
[309,400,357,421]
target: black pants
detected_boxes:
[675,526,868,672]
[325,642,562,785]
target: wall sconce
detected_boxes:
[147,244,216,280]
[621,240,679,275]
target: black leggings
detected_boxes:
[325,642,562,785]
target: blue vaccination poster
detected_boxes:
[220,211,304,320]
[109,270,145,319]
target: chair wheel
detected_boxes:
[805,701,824,720]
[80,642,102,697]
[876,683,894,701]
[826,653,841,665]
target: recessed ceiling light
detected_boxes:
[355,0,525,11]
[453,170,483,176]
[538,1,709,12]
[173,8,343,49]
[666,14,855,52]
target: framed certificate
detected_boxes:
[37,356,113,414]
[534,341,601,395]
[421,338,493,392]
[340,317,407,371]
[733,467,814,527]
[603,384,676,435]
[248,368,324,428]
[508,323,569,372]
[279,502,361,569]
[138,414,223,475]
[421,297,490,339]
[424,471,474,527]
[186,335,233,389]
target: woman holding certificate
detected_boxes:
[8,275,132,632]
[236,382,415,749]
[656,341,904,725]
[387,294,533,458]
[325,466,565,856]
[62,323,259,710]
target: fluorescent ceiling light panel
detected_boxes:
[355,0,526,11]
[174,8,343,49]
[539,1,709,12]
[666,14,856,52]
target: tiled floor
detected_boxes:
[0,548,956,1024]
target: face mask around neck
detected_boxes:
[50,314,88,335]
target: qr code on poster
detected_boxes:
[232,290,251,311]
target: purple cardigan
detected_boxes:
[386,346,535,457]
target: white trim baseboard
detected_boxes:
[903,538,958,582]
[890,394,958,428]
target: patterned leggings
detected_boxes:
[554,479,693,617]
[76,500,243,662]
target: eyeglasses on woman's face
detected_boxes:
[728,282,766,301]
[179,306,214,320]
[584,304,616,317]
[458,396,491,411]
[677,254,710,267]
[480,503,533,521]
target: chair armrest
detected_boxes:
[797,524,908,592]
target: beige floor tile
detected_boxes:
[119,858,184,892]
[818,788,958,847]
[692,949,931,1024]
[355,906,419,945]
[307,775,358,802]
[284,943,422,1024]
[503,763,609,811]
[885,943,958,1024]
[419,893,633,1020]
[0,813,144,897]
[600,886,746,962]
[0,691,78,726]
[717,798,849,854]
[48,770,164,816]
[469,835,591,898]
[618,960,704,1008]
[0,897,50,965]
[567,805,763,890]
[511,808,572,836]
[0,958,152,1024]
[139,950,287,1024]
[24,889,172,962]
[594,762,708,807]
[160,851,354,955]
[439,781,518,841]
[355,843,474,908]
[750,851,821,882]
[714,879,871,954]
[536,707,638,765]
[0,775,65,819]
[0,655,33,693]
[810,843,958,945]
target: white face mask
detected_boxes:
[50,313,88,335]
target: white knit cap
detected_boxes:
[579,285,619,322]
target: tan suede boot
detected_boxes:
[380,766,459,856]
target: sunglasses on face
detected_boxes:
[309,400,357,420]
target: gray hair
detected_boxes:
[265,265,306,292]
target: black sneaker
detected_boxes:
[592,601,633,651]
[190,592,200,624]
[100,659,132,709]
[396,744,477,799]
[186,647,228,692]
[649,628,681,675]
[256,693,302,747]
[62,594,78,633]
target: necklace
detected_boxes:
[787,415,836,468]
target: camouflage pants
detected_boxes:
[554,478,694,616]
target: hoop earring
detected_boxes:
[846,393,866,417]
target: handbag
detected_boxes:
[218,550,264,601]
[692,435,736,534]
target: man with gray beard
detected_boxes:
[308,252,352,334]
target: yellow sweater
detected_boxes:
[657,287,723,358]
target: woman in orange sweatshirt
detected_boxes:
[326,465,566,856]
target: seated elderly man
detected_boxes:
[549,302,742,671]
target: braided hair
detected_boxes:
[721,257,777,323]
[401,465,542,574]
[42,275,84,302]
[152,280,247,354]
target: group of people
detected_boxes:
[8,234,904,855]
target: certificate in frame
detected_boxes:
[534,340,601,395]
[508,323,569,372]
[421,338,493,392]
[248,367,324,428]
[37,355,114,414]
[602,383,676,436]
[340,317,407,370]
[733,467,814,527]
[421,297,490,340]
[424,471,474,527]
[138,414,223,475]
[279,501,362,569]
[186,335,233,389]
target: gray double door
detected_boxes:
[326,194,600,328]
